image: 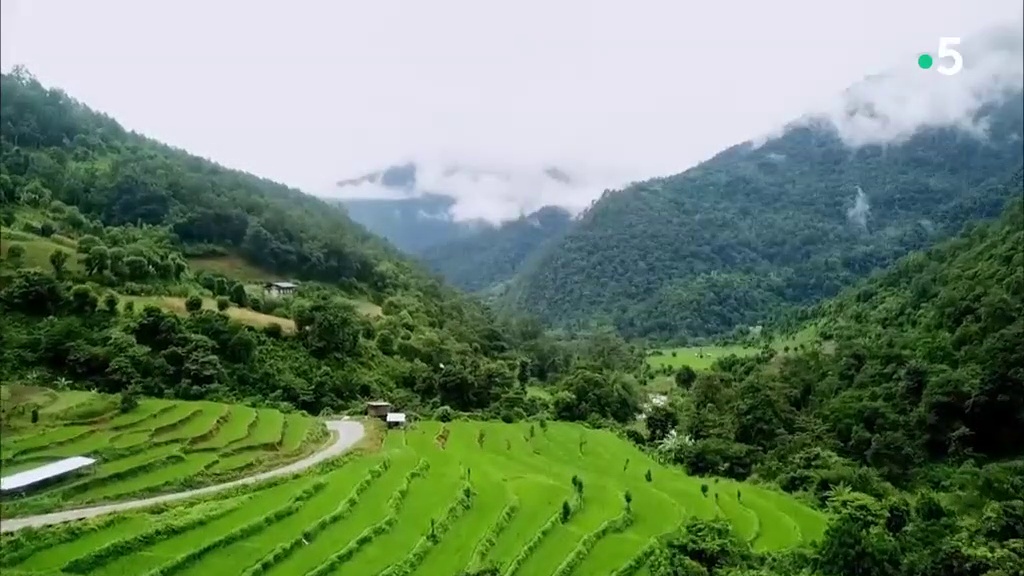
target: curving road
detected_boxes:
[0,420,365,533]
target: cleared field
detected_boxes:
[0,230,79,271]
[648,326,819,372]
[186,254,286,283]
[0,386,321,516]
[1,420,828,575]
[119,295,297,333]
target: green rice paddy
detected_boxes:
[1,417,828,575]
[0,386,323,517]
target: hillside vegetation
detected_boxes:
[505,92,1024,341]
[0,69,594,419]
[0,386,323,517]
[0,419,825,575]
[637,193,1023,574]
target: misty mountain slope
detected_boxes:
[335,193,486,254]
[330,161,599,255]
[504,91,1024,342]
[418,205,573,292]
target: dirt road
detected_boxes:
[0,420,364,533]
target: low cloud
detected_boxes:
[789,22,1024,148]
[847,186,871,230]
[322,161,634,224]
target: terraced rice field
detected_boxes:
[0,386,323,516]
[0,420,827,575]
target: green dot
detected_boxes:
[918,54,933,69]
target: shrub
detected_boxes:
[38,221,56,237]
[185,295,203,312]
[646,469,653,482]
[216,296,230,311]
[434,406,455,422]
[6,243,25,262]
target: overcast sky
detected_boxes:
[2,0,1022,221]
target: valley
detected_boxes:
[1,16,1023,576]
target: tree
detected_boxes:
[49,249,68,277]
[216,297,230,311]
[674,365,698,388]
[646,404,679,443]
[624,489,633,511]
[646,469,653,482]
[185,295,203,313]
[119,389,139,413]
[30,407,39,424]
[560,499,572,523]
[38,221,55,237]
[229,282,248,307]
[83,245,109,275]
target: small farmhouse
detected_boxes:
[264,281,298,298]
[366,401,392,419]
[386,412,407,428]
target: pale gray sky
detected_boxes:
[2,0,1022,221]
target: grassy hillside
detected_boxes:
[0,419,825,574]
[0,386,324,517]
[505,92,1024,341]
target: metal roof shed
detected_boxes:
[385,412,407,427]
[1,456,97,493]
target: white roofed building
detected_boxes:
[1,456,97,495]
[385,412,407,428]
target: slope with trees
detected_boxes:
[505,91,1024,342]
[0,68,588,418]
[644,181,1024,574]
[419,205,573,292]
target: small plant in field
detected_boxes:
[623,458,630,471]
[529,424,536,438]
[539,418,548,432]
[560,500,571,523]
[737,489,742,502]
[714,492,720,502]
[30,408,39,424]
[429,517,437,542]
[645,469,653,482]
[506,438,511,451]
[570,475,584,496]
[477,429,486,448]
[701,484,709,498]
[624,490,633,512]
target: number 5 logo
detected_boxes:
[936,37,963,76]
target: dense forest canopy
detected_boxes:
[503,91,1024,342]
[643,185,1023,574]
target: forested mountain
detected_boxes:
[645,190,1023,574]
[0,68,622,417]
[419,205,573,292]
[505,91,1024,342]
